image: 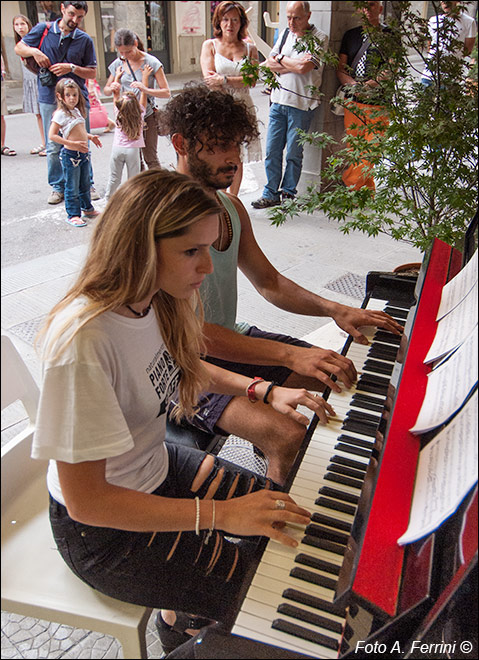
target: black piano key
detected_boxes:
[355,381,389,396]
[315,496,357,515]
[310,511,352,532]
[347,409,381,424]
[342,419,378,436]
[337,434,374,450]
[367,344,398,361]
[350,398,385,414]
[295,552,341,576]
[304,523,349,545]
[330,455,367,472]
[277,603,343,635]
[373,330,402,345]
[363,359,394,376]
[283,588,346,617]
[335,442,371,458]
[272,618,339,651]
[318,486,359,504]
[324,472,364,489]
[327,462,367,481]
[383,306,409,319]
[290,566,337,591]
[352,392,386,406]
[302,535,346,556]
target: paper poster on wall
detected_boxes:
[176,1,206,36]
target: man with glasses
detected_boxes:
[15,1,99,205]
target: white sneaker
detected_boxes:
[90,187,100,200]
[48,190,64,204]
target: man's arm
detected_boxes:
[228,193,403,343]
[203,322,356,392]
[15,39,51,69]
[49,62,96,79]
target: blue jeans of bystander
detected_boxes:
[40,101,94,194]
[60,148,94,218]
[262,103,315,201]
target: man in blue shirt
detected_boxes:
[15,1,98,205]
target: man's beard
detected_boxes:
[187,149,237,190]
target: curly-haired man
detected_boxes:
[160,83,402,485]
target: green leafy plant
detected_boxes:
[244,1,478,252]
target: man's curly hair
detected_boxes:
[158,82,260,151]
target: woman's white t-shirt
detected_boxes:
[32,300,180,505]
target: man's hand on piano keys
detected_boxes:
[216,490,311,547]
[288,346,357,392]
[268,385,336,426]
[331,304,403,345]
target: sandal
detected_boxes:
[155,611,215,655]
[1,146,17,156]
[83,208,100,219]
[38,148,47,157]
[30,145,45,155]
[65,216,87,228]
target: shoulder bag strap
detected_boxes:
[278,28,290,54]
[351,33,371,72]
[38,22,51,51]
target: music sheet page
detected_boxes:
[436,248,477,320]
[410,328,478,434]
[425,280,478,363]
[398,391,478,545]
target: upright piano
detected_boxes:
[181,230,478,660]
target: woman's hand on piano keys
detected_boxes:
[268,385,336,426]
[331,303,403,345]
[216,490,311,547]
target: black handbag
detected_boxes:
[38,32,73,87]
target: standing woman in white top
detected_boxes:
[104,29,170,170]
[201,1,262,196]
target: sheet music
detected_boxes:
[410,328,478,434]
[436,248,478,321]
[398,391,478,545]
[425,280,478,363]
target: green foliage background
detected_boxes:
[242,1,478,251]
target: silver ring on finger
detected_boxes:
[274,499,286,510]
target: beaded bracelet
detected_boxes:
[263,381,279,404]
[194,496,201,536]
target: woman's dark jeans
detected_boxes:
[49,442,279,622]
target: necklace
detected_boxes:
[125,301,152,318]
[214,193,233,249]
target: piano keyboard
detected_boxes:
[231,298,411,658]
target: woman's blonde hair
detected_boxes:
[54,78,87,118]
[37,169,221,420]
[115,91,143,141]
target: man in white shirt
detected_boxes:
[252,1,328,209]
[421,1,477,86]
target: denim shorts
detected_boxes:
[184,325,312,435]
[49,442,279,622]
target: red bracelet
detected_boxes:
[246,377,265,403]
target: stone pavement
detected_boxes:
[2,74,423,660]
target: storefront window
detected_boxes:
[99,1,170,72]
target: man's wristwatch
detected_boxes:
[70,63,76,74]
[276,53,285,65]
